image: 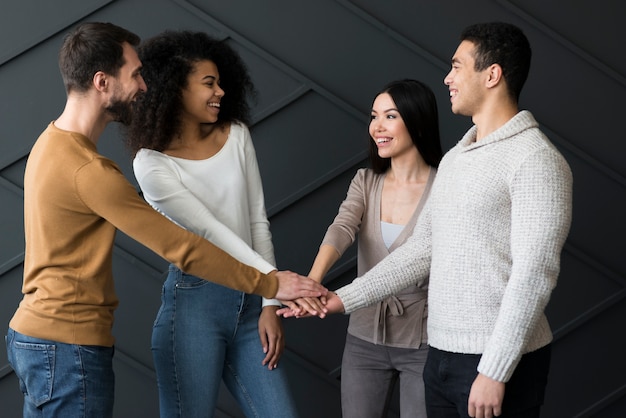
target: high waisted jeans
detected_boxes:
[152,265,298,418]
[6,328,115,418]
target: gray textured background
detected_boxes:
[0,1,624,416]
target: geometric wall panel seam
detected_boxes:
[337,0,449,72]
[0,178,24,276]
[552,243,626,341]
[0,0,114,64]
[500,0,626,87]
[176,0,365,122]
[542,123,626,189]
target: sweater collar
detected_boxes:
[459,110,537,151]
[49,121,98,152]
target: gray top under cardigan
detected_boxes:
[322,167,436,348]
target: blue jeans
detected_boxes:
[341,333,428,418]
[152,265,298,418]
[423,345,551,418]
[5,328,115,418]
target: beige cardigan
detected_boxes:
[322,167,435,348]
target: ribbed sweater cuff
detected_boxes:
[477,349,517,383]
[335,285,364,314]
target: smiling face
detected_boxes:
[104,42,147,124]
[443,40,487,117]
[180,60,225,125]
[369,92,415,160]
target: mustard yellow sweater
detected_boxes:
[10,123,278,346]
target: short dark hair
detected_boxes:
[125,30,256,155]
[58,22,140,93]
[460,22,531,102]
[368,79,443,174]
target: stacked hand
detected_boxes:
[276,291,345,318]
[258,271,330,368]
[274,270,327,301]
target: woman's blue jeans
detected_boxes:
[5,328,115,418]
[152,265,298,418]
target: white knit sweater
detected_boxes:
[336,111,573,382]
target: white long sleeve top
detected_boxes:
[335,111,573,382]
[133,122,279,306]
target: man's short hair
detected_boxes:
[461,22,531,102]
[58,22,140,93]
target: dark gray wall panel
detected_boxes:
[0,0,114,63]
[0,266,23,377]
[0,372,22,414]
[508,0,625,75]
[1,0,624,416]
[0,44,66,169]
[0,0,115,168]
[0,180,24,275]
[269,166,362,274]
[253,92,365,210]
[557,142,626,278]
[113,352,160,417]
[547,250,623,332]
[545,301,626,417]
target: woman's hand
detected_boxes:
[258,306,285,370]
[277,292,344,318]
[278,296,328,318]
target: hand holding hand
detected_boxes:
[323,291,345,315]
[468,373,505,418]
[276,291,345,318]
[279,296,328,318]
[274,270,327,301]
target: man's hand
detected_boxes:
[323,292,345,315]
[258,306,284,370]
[274,270,327,301]
[468,373,505,418]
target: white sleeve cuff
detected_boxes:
[262,298,281,308]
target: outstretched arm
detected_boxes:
[281,170,369,317]
[274,271,327,301]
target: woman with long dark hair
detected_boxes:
[297,79,442,417]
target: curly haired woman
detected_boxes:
[126,30,298,417]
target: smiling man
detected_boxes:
[307,22,573,418]
[5,22,325,418]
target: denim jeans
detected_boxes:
[341,333,428,418]
[5,328,115,418]
[152,265,298,418]
[423,345,551,418]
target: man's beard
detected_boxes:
[105,98,133,125]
